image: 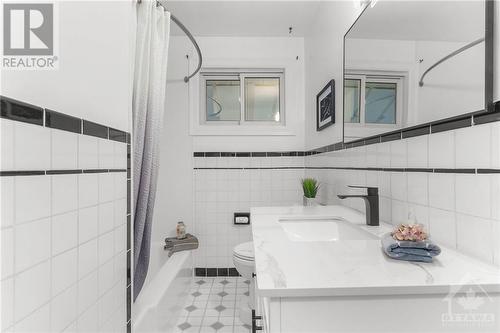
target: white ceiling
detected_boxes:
[163,1,322,37]
[347,0,485,42]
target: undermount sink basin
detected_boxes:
[278,217,378,242]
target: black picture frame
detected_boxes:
[316,80,335,131]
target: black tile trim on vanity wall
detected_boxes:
[0,95,44,126]
[0,169,127,177]
[45,109,81,134]
[191,101,500,161]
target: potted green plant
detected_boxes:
[301,178,319,206]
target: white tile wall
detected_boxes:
[193,156,305,267]
[0,118,128,333]
[306,121,500,266]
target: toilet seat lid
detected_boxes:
[233,242,254,261]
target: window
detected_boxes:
[201,70,284,125]
[344,74,403,126]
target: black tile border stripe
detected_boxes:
[193,167,500,174]
[45,109,81,134]
[0,95,44,126]
[1,95,130,140]
[83,120,108,139]
[195,267,241,277]
[0,169,127,176]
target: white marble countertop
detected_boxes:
[251,205,500,298]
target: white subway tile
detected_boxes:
[0,177,14,227]
[98,139,114,169]
[390,172,407,202]
[428,208,456,249]
[51,129,78,169]
[1,278,14,330]
[52,174,78,215]
[52,211,78,255]
[51,285,77,332]
[78,239,98,279]
[493,221,500,266]
[391,200,408,225]
[407,172,428,206]
[77,270,98,315]
[14,303,50,333]
[14,122,50,170]
[390,140,407,168]
[1,227,14,279]
[98,232,114,265]
[114,172,127,199]
[455,124,491,169]
[377,171,391,197]
[1,119,14,171]
[113,198,127,227]
[52,249,78,296]
[78,173,98,208]
[78,206,98,244]
[77,303,99,333]
[98,202,114,234]
[14,261,51,321]
[379,196,392,223]
[428,173,455,211]
[428,130,455,168]
[15,218,50,272]
[15,175,51,224]
[98,261,115,296]
[376,142,391,168]
[113,142,127,169]
[98,289,116,327]
[78,135,98,169]
[491,122,500,169]
[406,135,428,168]
[455,174,491,219]
[98,173,114,203]
[456,213,493,263]
[114,224,127,255]
[491,175,500,220]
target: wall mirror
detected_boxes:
[343,0,493,143]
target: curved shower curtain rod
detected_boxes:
[419,37,484,87]
[137,0,203,83]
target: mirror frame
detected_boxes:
[342,0,496,145]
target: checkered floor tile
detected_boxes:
[174,277,252,333]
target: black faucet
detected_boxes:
[337,185,379,226]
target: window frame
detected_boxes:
[344,73,404,129]
[200,70,285,127]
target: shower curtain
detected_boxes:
[132,0,170,300]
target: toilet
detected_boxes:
[232,242,255,326]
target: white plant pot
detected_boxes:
[303,196,316,206]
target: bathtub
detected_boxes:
[133,242,193,333]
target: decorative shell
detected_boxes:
[391,224,428,242]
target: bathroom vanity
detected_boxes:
[250,206,500,333]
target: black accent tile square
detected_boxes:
[0,170,45,177]
[109,128,127,143]
[205,152,220,157]
[474,112,500,125]
[251,152,266,157]
[83,120,108,139]
[45,109,81,133]
[334,142,344,151]
[364,136,381,145]
[381,132,401,142]
[0,96,43,126]
[352,140,364,148]
[477,169,500,174]
[206,268,217,277]
[217,268,228,276]
[228,268,239,276]
[431,116,471,133]
[236,152,250,157]
[194,152,204,157]
[297,151,305,156]
[402,125,430,139]
[195,268,207,276]
[221,152,236,157]
[46,170,82,175]
[267,152,281,157]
